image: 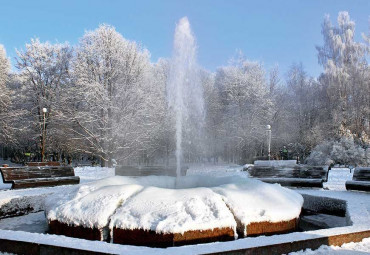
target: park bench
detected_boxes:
[26,161,61,167]
[0,165,80,189]
[345,167,370,192]
[246,161,329,188]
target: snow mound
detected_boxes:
[47,184,143,229]
[45,176,176,228]
[45,175,303,236]
[212,180,303,230]
[110,186,237,235]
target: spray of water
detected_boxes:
[167,17,204,178]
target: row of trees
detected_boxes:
[0,12,369,166]
[2,25,169,166]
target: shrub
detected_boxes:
[306,137,368,166]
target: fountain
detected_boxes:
[44,17,304,247]
[167,17,204,178]
[46,175,303,247]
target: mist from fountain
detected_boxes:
[167,17,204,178]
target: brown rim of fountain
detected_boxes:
[48,218,299,247]
[112,227,235,247]
[48,220,104,241]
[243,218,299,237]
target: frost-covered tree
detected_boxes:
[145,59,174,164]
[306,135,368,166]
[15,39,72,160]
[274,64,326,160]
[202,69,223,162]
[304,141,334,166]
[70,24,151,166]
[268,65,280,94]
[0,45,13,143]
[317,12,369,138]
[215,58,274,163]
[2,13,369,165]
[0,45,9,93]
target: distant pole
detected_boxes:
[41,108,47,162]
[266,125,271,160]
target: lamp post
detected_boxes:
[266,125,271,160]
[41,108,47,162]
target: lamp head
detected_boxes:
[42,108,48,113]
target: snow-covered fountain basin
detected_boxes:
[45,175,303,247]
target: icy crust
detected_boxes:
[110,186,237,235]
[45,175,303,235]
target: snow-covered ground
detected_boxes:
[288,237,370,254]
[0,164,369,254]
[324,167,353,191]
[0,211,47,233]
[0,164,352,191]
[75,166,115,183]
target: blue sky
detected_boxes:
[0,0,369,77]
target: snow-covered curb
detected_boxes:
[0,225,369,255]
[288,237,370,254]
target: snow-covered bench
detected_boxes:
[345,167,370,192]
[0,165,80,189]
[247,164,329,188]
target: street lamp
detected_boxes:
[266,125,271,160]
[41,108,47,162]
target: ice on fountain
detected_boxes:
[167,17,204,178]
